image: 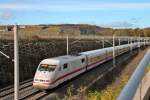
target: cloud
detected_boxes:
[0,3,150,11]
[0,11,14,20]
[100,21,134,28]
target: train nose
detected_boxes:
[33,79,52,89]
[33,82,49,89]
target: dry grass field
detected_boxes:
[0,24,149,40]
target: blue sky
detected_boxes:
[0,0,150,28]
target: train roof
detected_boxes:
[80,44,130,56]
[40,43,141,65]
[80,47,110,55]
[53,55,84,61]
[41,55,85,64]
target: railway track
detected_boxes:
[0,48,145,100]
[0,79,32,97]
[0,81,41,100]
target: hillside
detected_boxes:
[0,24,150,39]
[19,24,114,36]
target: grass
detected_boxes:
[146,64,150,72]
[64,85,75,100]
[86,64,150,100]
[62,75,129,100]
[87,75,129,100]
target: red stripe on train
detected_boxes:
[51,56,113,84]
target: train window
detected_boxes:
[48,67,56,72]
[63,63,68,69]
[38,64,56,72]
[81,58,85,63]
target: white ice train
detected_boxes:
[33,42,147,89]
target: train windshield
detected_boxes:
[38,64,56,72]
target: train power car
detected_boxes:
[33,55,87,89]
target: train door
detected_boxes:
[56,63,69,84]
[80,57,87,72]
[62,63,69,81]
[85,55,88,70]
[105,50,107,59]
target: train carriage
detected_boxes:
[105,47,113,60]
[117,44,130,55]
[80,48,107,70]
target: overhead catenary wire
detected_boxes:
[0,50,10,59]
